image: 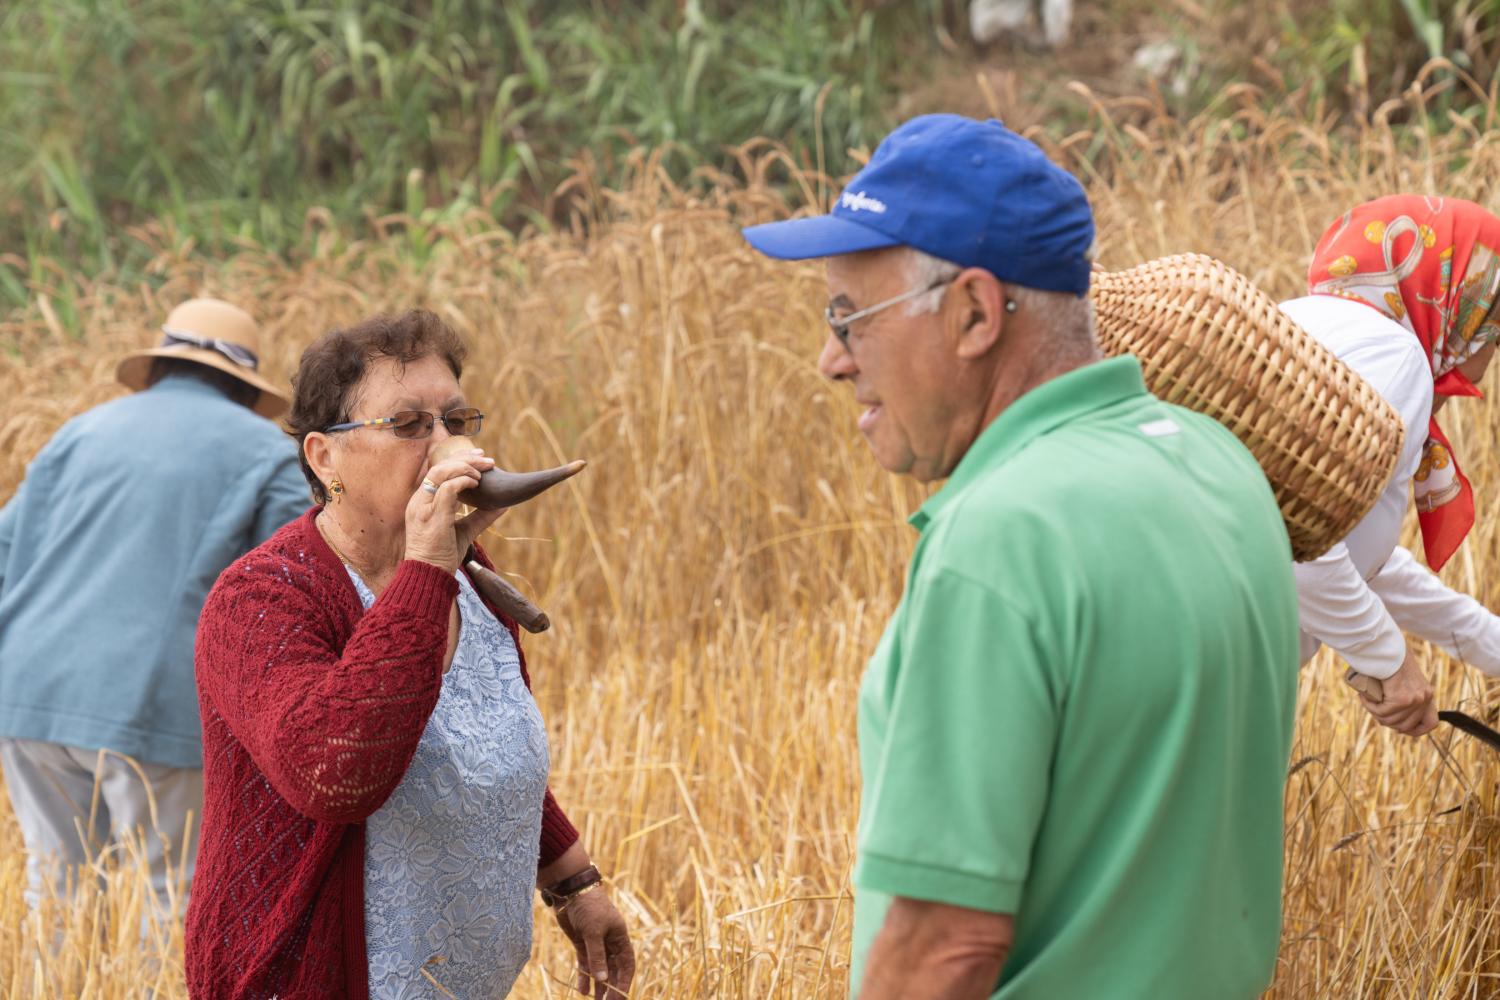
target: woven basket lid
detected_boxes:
[1091,253,1404,562]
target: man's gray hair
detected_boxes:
[904,249,963,316]
[901,247,1098,365]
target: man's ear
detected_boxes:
[950,268,1006,360]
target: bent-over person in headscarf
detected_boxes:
[1282,194,1500,737]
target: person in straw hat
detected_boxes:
[742,114,1301,1000]
[0,297,307,912]
[1285,195,1500,738]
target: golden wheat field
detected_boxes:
[7,87,1500,998]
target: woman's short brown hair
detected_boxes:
[287,309,467,503]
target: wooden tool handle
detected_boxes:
[1343,667,1386,704]
[465,560,550,634]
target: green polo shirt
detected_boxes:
[849,356,1299,999]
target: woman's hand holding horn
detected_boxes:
[404,449,506,574]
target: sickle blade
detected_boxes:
[1439,710,1500,754]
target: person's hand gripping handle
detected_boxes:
[1343,650,1438,736]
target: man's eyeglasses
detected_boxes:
[824,277,956,350]
[324,407,485,440]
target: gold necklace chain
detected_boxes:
[315,512,356,569]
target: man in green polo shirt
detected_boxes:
[742,115,1300,999]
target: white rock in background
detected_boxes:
[970,0,1031,43]
[1131,40,1195,97]
[1132,40,1182,77]
[1040,0,1073,47]
[970,0,1073,48]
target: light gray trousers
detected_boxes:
[0,738,202,912]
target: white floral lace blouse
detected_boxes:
[348,567,551,1000]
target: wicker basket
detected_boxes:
[1091,253,1403,562]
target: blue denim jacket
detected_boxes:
[0,374,310,767]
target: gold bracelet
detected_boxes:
[557,881,604,912]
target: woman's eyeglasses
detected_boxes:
[324,407,485,440]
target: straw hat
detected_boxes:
[116,298,289,418]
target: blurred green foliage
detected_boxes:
[0,0,943,300]
[1177,0,1500,110]
[4,0,1500,312]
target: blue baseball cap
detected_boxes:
[742,114,1095,296]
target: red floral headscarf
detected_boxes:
[1308,194,1500,571]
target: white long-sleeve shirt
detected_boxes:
[1279,295,1500,677]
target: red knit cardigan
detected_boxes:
[186,507,578,999]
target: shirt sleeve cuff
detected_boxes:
[539,788,580,868]
[1340,622,1406,680]
[855,852,1022,915]
[380,560,460,619]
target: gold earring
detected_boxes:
[329,479,346,503]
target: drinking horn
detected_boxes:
[430,436,586,511]
[430,436,585,633]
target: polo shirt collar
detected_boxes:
[911,355,1148,531]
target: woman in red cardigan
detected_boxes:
[189,310,632,999]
